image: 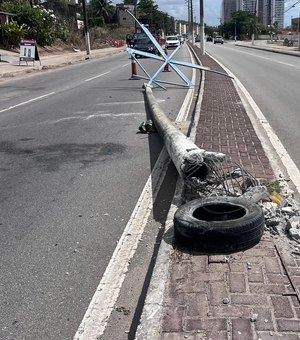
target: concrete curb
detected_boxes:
[236,43,300,57]
[134,180,184,340]
[134,58,205,338]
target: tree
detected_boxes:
[1,2,57,45]
[88,0,115,26]
[123,0,136,4]
[219,11,260,40]
[137,0,158,25]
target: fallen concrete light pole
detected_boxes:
[145,86,225,185]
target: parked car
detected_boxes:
[214,36,224,44]
[165,35,180,49]
[133,35,158,56]
[132,32,147,47]
[206,36,213,42]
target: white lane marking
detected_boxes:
[176,45,197,121]
[84,71,111,82]
[74,148,171,340]
[208,52,300,193]
[0,92,55,113]
[84,112,144,119]
[0,112,145,130]
[229,46,299,69]
[122,63,130,67]
[74,49,195,340]
[95,100,165,106]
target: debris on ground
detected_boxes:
[115,306,130,315]
[138,119,156,133]
[186,157,300,246]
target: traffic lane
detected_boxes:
[148,44,194,116]
[205,43,300,168]
[0,70,164,339]
[1,45,192,338]
[0,51,129,110]
[0,46,192,339]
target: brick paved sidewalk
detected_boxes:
[158,49,300,339]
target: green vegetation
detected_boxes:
[218,11,279,40]
[0,0,175,49]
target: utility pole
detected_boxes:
[298,12,300,51]
[191,0,195,44]
[187,0,190,38]
[200,0,205,54]
[134,0,138,33]
[251,0,258,46]
[82,0,91,56]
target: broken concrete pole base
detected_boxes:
[144,86,225,186]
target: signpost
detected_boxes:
[19,39,41,66]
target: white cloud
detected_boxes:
[113,1,299,28]
[156,0,221,26]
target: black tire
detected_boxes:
[174,197,265,253]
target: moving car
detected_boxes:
[165,35,180,49]
[206,36,213,42]
[133,36,158,56]
[214,36,224,44]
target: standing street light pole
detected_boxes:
[82,0,91,56]
[298,12,300,51]
[190,0,195,44]
[200,0,205,54]
[187,0,190,38]
[251,0,258,45]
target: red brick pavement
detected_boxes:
[162,234,300,339]
[160,50,300,339]
[193,47,275,181]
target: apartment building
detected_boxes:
[221,0,284,28]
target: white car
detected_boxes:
[165,35,180,49]
[214,36,224,44]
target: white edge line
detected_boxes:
[207,52,300,193]
[176,45,196,121]
[84,71,111,82]
[135,46,205,340]
[73,148,171,340]
[0,92,55,113]
[74,46,196,340]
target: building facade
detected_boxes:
[221,0,243,23]
[221,0,284,28]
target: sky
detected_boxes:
[112,1,300,27]
[154,0,300,27]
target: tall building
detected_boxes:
[243,0,257,12]
[221,0,243,23]
[219,0,284,27]
[272,0,284,28]
[242,0,284,28]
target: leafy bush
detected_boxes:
[1,20,28,46]
[1,3,57,46]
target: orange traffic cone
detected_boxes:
[129,55,139,80]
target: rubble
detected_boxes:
[188,159,300,245]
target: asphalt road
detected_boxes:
[205,41,300,170]
[0,46,194,339]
